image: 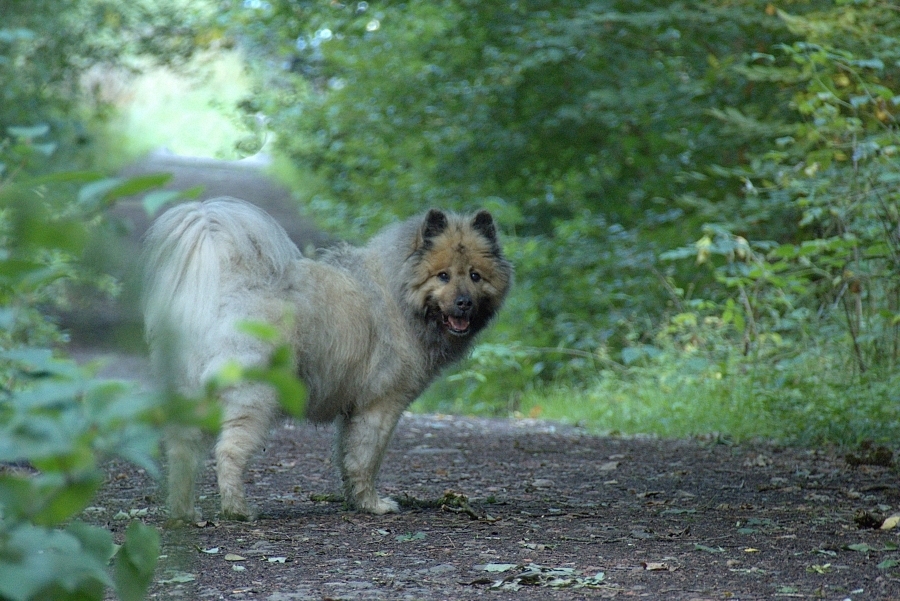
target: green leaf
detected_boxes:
[33,470,104,526]
[247,366,307,418]
[237,320,281,342]
[77,178,123,207]
[7,124,50,139]
[32,143,57,156]
[115,521,161,601]
[24,170,105,186]
[67,521,117,563]
[142,190,182,215]
[770,244,798,259]
[846,543,875,553]
[77,173,171,210]
[0,475,38,521]
[0,523,113,601]
[877,172,900,183]
[105,173,172,200]
[9,202,88,254]
[877,558,900,570]
[395,531,426,542]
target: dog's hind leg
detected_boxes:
[335,399,405,514]
[165,425,206,523]
[214,383,278,521]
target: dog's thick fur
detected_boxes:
[142,198,512,520]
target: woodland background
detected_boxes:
[1,1,899,599]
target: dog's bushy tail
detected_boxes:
[141,197,301,387]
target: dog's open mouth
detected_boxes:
[443,314,471,336]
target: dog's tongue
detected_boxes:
[448,316,470,332]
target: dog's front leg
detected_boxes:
[335,399,405,514]
[215,384,278,521]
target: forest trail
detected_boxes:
[73,151,900,600]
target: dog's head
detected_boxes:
[407,209,512,340]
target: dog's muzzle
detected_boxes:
[443,294,473,336]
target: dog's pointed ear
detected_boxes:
[471,210,497,243]
[422,209,449,241]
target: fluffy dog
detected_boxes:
[142,198,512,520]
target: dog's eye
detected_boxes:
[437,272,450,283]
[470,271,482,283]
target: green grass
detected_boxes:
[517,373,767,440]
[415,348,900,446]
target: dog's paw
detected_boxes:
[220,499,258,522]
[221,509,258,522]
[165,517,195,529]
[165,506,201,528]
[360,496,400,515]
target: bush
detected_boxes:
[0,130,171,599]
[226,0,811,378]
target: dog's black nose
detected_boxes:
[455,295,473,312]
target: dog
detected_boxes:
[141,198,512,521]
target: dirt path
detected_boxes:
[77,348,900,601]
[74,153,900,600]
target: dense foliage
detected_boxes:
[229,0,900,438]
[0,137,170,599]
[1,3,209,600]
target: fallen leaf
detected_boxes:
[694,544,725,554]
[158,572,196,584]
[479,563,518,573]
[878,559,900,570]
[520,542,548,551]
[881,514,900,531]
[395,532,426,542]
[267,557,287,563]
[224,554,246,561]
[487,565,605,590]
[201,547,219,554]
[846,543,875,553]
[807,563,831,574]
[642,562,671,571]
[743,454,771,467]
[232,565,246,572]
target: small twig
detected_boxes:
[841,294,867,374]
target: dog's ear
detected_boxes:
[471,210,497,243]
[422,209,449,241]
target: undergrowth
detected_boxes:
[415,344,900,447]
